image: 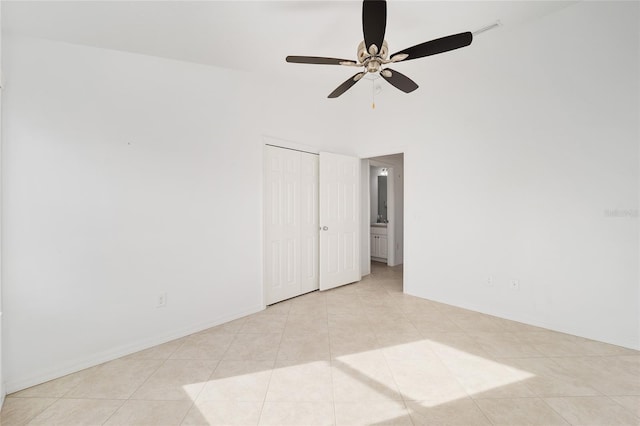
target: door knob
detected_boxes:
[322,226,328,231]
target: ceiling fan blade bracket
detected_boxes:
[328,72,366,98]
[380,67,418,93]
[390,53,408,63]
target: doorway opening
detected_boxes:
[364,153,404,290]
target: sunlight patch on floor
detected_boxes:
[182,340,536,425]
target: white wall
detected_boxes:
[345,1,639,349]
[0,34,371,392]
[1,36,266,392]
[258,0,639,352]
[1,30,368,391]
[410,1,638,349]
[1,0,637,396]
[0,0,4,405]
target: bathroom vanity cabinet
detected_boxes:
[370,224,388,262]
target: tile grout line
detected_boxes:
[223,317,267,426]
[97,399,127,426]
[380,264,415,425]
[256,301,290,426]
[176,318,250,425]
[15,395,59,425]
[326,295,338,426]
[416,311,497,426]
[368,267,417,425]
[175,359,222,426]
[101,336,188,425]
[610,395,640,420]
[378,339,417,426]
[538,396,574,425]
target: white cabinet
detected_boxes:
[370,225,388,262]
[372,234,387,259]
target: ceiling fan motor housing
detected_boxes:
[358,40,388,73]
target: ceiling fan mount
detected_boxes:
[286,0,473,99]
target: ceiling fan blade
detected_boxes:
[328,72,366,98]
[362,0,386,55]
[380,68,418,93]
[390,32,472,62]
[286,56,358,66]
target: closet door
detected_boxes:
[264,146,319,304]
[299,153,319,294]
[319,152,361,291]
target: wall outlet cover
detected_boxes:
[157,292,168,308]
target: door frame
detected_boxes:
[363,151,405,270]
[368,160,395,267]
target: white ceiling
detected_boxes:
[3,1,577,85]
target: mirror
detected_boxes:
[377,176,387,222]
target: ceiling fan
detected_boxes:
[286,0,473,98]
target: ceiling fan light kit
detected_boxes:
[285,0,475,100]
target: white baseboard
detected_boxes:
[5,305,264,394]
[405,289,640,351]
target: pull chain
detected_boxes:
[371,78,376,109]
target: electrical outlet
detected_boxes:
[486,276,494,287]
[157,292,167,308]
[510,280,520,291]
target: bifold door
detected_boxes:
[264,147,360,304]
[264,146,319,305]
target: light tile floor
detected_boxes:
[2,263,639,425]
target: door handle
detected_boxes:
[322,226,328,231]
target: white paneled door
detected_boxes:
[319,152,361,291]
[264,146,319,305]
[264,146,360,304]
